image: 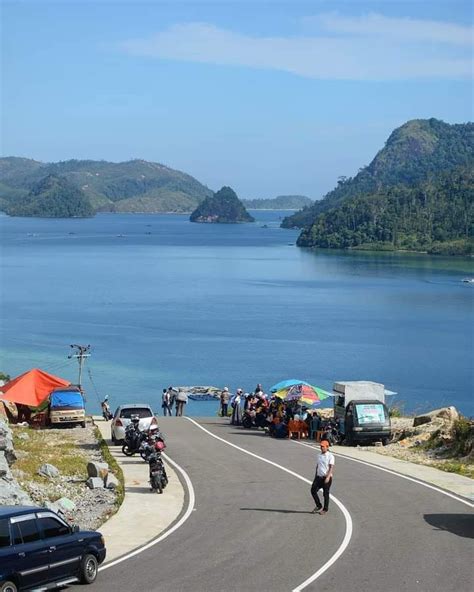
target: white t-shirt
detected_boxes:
[316,451,335,477]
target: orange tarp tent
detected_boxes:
[0,368,71,407]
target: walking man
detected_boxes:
[310,440,334,515]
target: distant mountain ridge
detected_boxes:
[282,118,474,255]
[0,157,213,216]
[243,195,313,209]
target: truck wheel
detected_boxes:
[79,553,98,584]
[81,421,86,428]
[0,581,18,592]
[382,437,390,446]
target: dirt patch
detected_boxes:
[372,417,474,478]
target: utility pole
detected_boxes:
[68,344,91,390]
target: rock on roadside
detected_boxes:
[0,419,33,505]
[10,423,119,530]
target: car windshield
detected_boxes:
[354,403,387,424]
[120,407,153,419]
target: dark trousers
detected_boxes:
[311,475,332,511]
[221,403,228,417]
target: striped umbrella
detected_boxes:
[284,384,332,406]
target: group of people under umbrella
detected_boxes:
[219,379,338,441]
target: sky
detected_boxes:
[2,0,473,199]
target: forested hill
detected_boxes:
[0,157,213,216]
[190,186,255,223]
[297,166,473,255]
[243,195,313,209]
[4,175,94,218]
[281,119,474,230]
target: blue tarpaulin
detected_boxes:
[50,389,84,409]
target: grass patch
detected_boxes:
[94,426,125,510]
[432,461,474,479]
[12,427,88,481]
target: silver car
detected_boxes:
[110,404,157,444]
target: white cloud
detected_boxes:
[120,14,473,81]
[310,12,473,47]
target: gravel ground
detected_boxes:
[12,423,118,531]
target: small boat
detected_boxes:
[461,278,474,283]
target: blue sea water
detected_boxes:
[0,211,473,417]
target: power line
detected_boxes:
[42,359,74,374]
[68,344,91,389]
[87,367,103,405]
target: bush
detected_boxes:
[389,402,406,417]
[451,417,473,456]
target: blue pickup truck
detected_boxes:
[0,506,106,591]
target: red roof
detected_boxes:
[0,368,71,407]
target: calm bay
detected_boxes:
[1,211,472,417]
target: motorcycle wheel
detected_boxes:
[242,416,252,429]
[121,444,135,456]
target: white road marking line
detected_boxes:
[185,418,353,592]
[98,452,195,571]
[294,440,474,508]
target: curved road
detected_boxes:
[85,418,473,592]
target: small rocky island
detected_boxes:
[190,186,255,224]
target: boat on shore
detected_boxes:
[176,385,221,401]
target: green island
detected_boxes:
[0,157,213,216]
[282,119,474,256]
[190,186,255,224]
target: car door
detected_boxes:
[10,514,50,589]
[37,512,82,582]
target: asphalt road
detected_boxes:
[86,417,474,592]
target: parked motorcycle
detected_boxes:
[101,397,113,421]
[242,410,268,429]
[122,416,147,456]
[148,449,168,494]
[140,429,166,461]
[320,419,341,445]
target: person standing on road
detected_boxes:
[310,440,334,515]
[231,389,243,425]
[162,388,172,416]
[220,387,230,417]
[176,389,188,416]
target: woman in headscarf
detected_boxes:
[231,388,243,426]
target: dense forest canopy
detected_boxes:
[4,174,94,218]
[283,119,474,255]
[190,186,255,224]
[297,167,473,255]
[282,119,474,230]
